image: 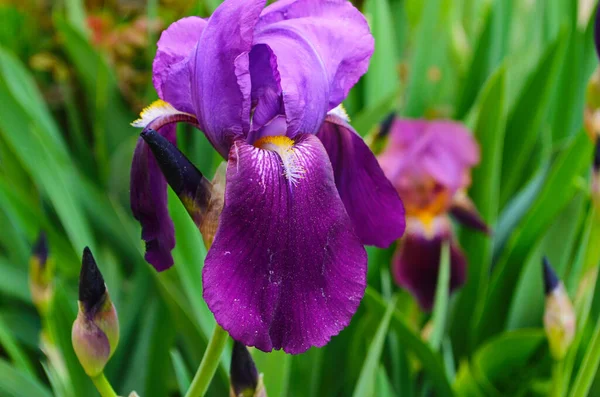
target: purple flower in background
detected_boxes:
[377,118,486,310]
[130,0,405,353]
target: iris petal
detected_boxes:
[317,113,405,247]
[255,0,374,135]
[391,217,466,310]
[153,17,206,113]
[130,125,177,271]
[203,134,366,353]
[191,0,265,157]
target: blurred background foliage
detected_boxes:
[0,0,599,396]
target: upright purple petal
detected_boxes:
[246,43,284,143]
[153,17,206,113]
[130,125,177,271]
[317,113,405,247]
[380,119,480,192]
[391,218,466,310]
[254,0,374,135]
[204,135,366,354]
[191,0,265,157]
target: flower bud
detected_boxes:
[29,231,54,314]
[72,247,119,377]
[542,257,576,360]
[141,128,220,245]
[230,341,267,397]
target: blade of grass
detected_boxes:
[0,313,35,376]
[430,243,450,350]
[0,359,53,397]
[569,316,600,397]
[363,287,454,397]
[451,65,506,357]
[474,131,593,346]
[171,350,192,394]
[363,0,400,107]
[500,28,569,205]
[353,295,398,397]
[252,349,291,397]
[403,0,447,116]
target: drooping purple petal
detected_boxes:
[203,135,367,354]
[191,0,265,157]
[130,125,177,271]
[153,17,206,113]
[391,218,466,310]
[316,113,405,247]
[254,0,374,135]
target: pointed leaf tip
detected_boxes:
[542,257,559,295]
[79,247,106,310]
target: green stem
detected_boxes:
[185,325,229,397]
[552,360,564,397]
[91,373,118,397]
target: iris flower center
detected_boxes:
[254,135,305,185]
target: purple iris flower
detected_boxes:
[377,118,486,310]
[130,0,405,353]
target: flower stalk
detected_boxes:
[185,325,229,397]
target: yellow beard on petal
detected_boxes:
[254,135,305,185]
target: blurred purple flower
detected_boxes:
[378,118,485,310]
[130,0,405,353]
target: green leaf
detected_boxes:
[451,65,506,356]
[0,359,53,397]
[363,0,400,108]
[569,316,600,397]
[454,1,508,119]
[0,257,30,303]
[430,243,450,350]
[500,28,569,205]
[252,349,291,397]
[474,131,593,346]
[350,88,401,137]
[0,46,95,260]
[455,330,548,396]
[363,288,454,397]
[353,295,398,397]
[403,0,447,116]
[171,349,192,394]
[0,313,35,376]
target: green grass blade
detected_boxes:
[0,313,35,376]
[403,0,446,116]
[474,131,593,345]
[430,243,450,350]
[500,28,569,205]
[569,316,600,397]
[363,0,400,108]
[454,2,507,119]
[363,288,454,397]
[0,359,53,397]
[353,295,398,397]
[252,349,291,397]
[171,349,192,394]
[451,65,506,357]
